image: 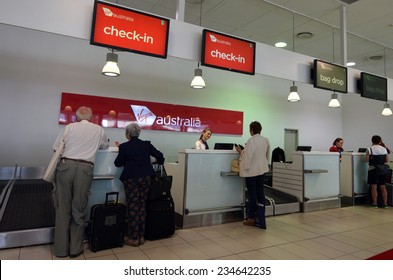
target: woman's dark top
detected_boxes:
[114,137,164,181]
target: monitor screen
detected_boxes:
[201,29,256,75]
[359,72,388,102]
[214,143,234,150]
[312,59,347,93]
[296,146,312,152]
[358,148,367,153]
[90,0,170,59]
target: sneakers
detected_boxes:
[369,204,389,209]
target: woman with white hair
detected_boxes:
[114,123,164,246]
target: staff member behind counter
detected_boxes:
[195,128,212,149]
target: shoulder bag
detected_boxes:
[43,126,69,183]
[369,147,389,176]
[149,164,173,201]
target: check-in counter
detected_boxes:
[272,151,340,212]
[340,152,369,206]
[165,149,244,228]
[86,147,125,219]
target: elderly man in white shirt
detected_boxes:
[52,106,109,258]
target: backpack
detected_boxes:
[271,147,286,168]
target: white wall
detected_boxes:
[0,0,392,167]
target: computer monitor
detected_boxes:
[214,143,234,150]
[358,148,367,153]
[296,146,312,152]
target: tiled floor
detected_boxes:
[1,205,393,260]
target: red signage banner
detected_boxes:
[201,29,256,75]
[59,93,243,135]
[90,0,170,58]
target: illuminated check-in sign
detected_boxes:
[201,29,256,75]
[91,0,170,58]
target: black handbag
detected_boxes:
[149,165,173,201]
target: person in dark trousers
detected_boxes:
[235,121,270,228]
[114,123,164,246]
[366,135,389,209]
[53,106,109,258]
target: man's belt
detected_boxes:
[61,157,94,166]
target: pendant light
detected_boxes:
[382,102,392,116]
[287,13,300,102]
[191,62,205,89]
[288,81,300,102]
[328,93,340,108]
[381,48,391,116]
[102,49,120,77]
[191,0,206,89]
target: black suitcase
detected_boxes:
[145,197,175,240]
[88,192,126,252]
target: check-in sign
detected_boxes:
[201,29,255,75]
[90,0,170,58]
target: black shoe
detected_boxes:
[55,254,69,258]
[69,251,83,258]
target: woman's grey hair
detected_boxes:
[125,123,141,138]
[76,106,93,121]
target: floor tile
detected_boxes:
[3,205,393,260]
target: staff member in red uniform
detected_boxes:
[329,137,344,160]
[53,106,109,258]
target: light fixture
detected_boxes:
[102,50,120,77]
[190,1,205,89]
[288,82,300,102]
[287,13,300,102]
[382,102,392,116]
[191,62,205,89]
[329,93,340,108]
[275,42,287,48]
[381,49,391,116]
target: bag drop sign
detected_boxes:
[91,0,170,58]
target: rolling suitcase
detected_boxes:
[145,197,175,240]
[88,192,126,252]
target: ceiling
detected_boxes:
[108,0,393,77]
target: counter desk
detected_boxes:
[340,152,369,205]
[272,151,340,212]
[165,149,244,228]
[86,148,125,219]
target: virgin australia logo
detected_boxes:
[102,7,113,17]
[130,105,156,126]
[209,34,231,46]
[102,7,134,22]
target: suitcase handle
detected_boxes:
[105,192,119,204]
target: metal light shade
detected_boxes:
[382,103,393,116]
[102,53,120,77]
[288,85,300,102]
[328,93,340,108]
[191,68,205,89]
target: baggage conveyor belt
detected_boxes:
[0,179,55,249]
[264,185,300,216]
[244,185,300,217]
